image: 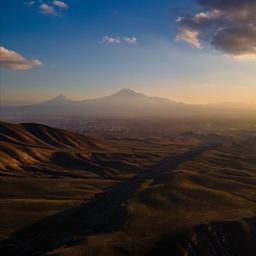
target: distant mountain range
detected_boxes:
[1,89,256,117]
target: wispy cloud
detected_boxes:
[176,28,201,48]
[39,3,56,16]
[24,1,35,6]
[25,1,69,16]
[102,36,122,44]
[176,0,256,59]
[0,46,43,70]
[102,36,137,45]
[123,37,137,44]
[52,0,68,9]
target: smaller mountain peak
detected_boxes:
[113,88,143,97]
[119,88,135,93]
[53,94,68,101]
[43,94,70,105]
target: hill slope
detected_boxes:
[0,121,115,177]
[0,121,107,149]
[0,121,255,255]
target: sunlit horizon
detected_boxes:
[1,0,256,106]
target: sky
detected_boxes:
[0,0,256,105]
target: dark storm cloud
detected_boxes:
[176,0,256,59]
[199,0,254,9]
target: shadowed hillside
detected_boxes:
[0,121,255,256]
[0,121,107,150]
[0,121,116,178]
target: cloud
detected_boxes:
[102,36,122,44]
[24,1,35,6]
[123,37,137,44]
[26,1,68,16]
[102,36,137,45]
[176,28,201,48]
[52,1,68,9]
[0,46,43,70]
[39,3,56,16]
[176,0,256,59]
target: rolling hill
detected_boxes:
[0,121,255,255]
[0,121,114,177]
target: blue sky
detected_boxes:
[1,0,256,104]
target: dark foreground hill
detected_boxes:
[0,121,108,150]
[0,121,255,256]
[0,121,112,176]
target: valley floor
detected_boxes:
[0,121,256,255]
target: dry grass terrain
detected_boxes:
[0,120,255,255]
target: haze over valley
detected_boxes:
[1,89,256,119]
